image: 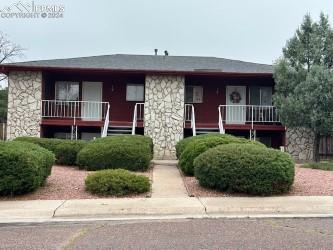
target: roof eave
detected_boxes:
[0,65,273,77]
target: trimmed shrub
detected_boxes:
[14,136,63,152]
[14,137,87,166]
[77,135,153,171]
[176,133,229,159]
[179,134,265,176]
[54,140,87,165]
[176,136,197,159]
[85,169,150,196]
[194,144,295,195]
[0,141,55,195]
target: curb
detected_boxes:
[1,196,333,225]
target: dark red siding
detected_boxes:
[185,75,275,126]
[42,71,145,124]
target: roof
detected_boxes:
[0,54,273,75]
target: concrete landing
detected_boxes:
[151,164,188,198]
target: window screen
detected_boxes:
[126,84,144,101]
[185,85,203,103]
[55,81,79,101]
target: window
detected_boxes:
[185,85,203,103]
[249,86,272,106]
[55,81,79,101]
[126,84,144,101]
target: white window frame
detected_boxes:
[55,81,80,101]
[185,85,203,103]
[249,86,273,106]
[126,84,144,102]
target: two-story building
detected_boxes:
[0,54,313,160]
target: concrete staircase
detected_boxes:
[107,126,132,136]
[196,127,219,135]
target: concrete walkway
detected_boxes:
[151,162,188,198]
[1,196,333,223]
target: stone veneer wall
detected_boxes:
[144,75,185,159]
[286,128,314,161]
[7,71,42,140]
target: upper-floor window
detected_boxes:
[55,81,79,101]
[249,86,272,106]
[126,84,144,101]
[185,85,203,103]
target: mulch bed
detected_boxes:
[183,167,333,197]
[0,165,153,201]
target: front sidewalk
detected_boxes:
[1,196,333,224]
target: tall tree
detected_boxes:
[274,13,333,162]
[0,32,24,122]
[0,31,25,82]
[0,87,8,122]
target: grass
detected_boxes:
[301,161,333,171]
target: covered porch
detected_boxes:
[183,74,285,148]
[41,71,145,139]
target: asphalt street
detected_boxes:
[0,218,332,249]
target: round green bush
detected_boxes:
[194,144,295,195]
[54,140,87,165]
[85,169,150,196]
[176,136,197,159]
[0,141,55,196]
[77,135,153,171]
[176,133,229,159]
[14,137,87,166]
[179,134,265,176]
[14,137,63,152]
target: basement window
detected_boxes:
[185,85,203,103]
[126,84,144,101]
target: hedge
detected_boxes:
[14,137,87,166]
[179,134,265,175]
[194,144,295,195]
[85,169,150,196]
[0,141,55,195]
[77,135,153,171]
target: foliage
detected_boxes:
[77,135,153,171]
[194,144,295,195]
[85,169,150,196]
[274,13,333,161]
[176,134,221,159]
[0,141,55,195]
[14,137,87,165]
[54,140,87,165]
[179,134,265,176]
[0,87,7,122]
[302,161,333,171]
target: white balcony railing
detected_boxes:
[42,100,109,120]
[132,103,145,135]
[218,105,280,132]
[184,104,196,136]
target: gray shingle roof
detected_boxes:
[2,54,273,74]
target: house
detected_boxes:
[0,53,312,160]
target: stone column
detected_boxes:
[285,128,314,161]
[144,75,185,159]
[7,71,42,140]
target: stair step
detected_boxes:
[108,129,132,133]
[107,126,132,136]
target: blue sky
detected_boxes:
[0,0,333,87]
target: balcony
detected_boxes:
[218,105,281,133]
[41,100,109,121]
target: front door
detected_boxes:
[226,85,246,124]
[82,81,103,121]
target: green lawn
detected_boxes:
[301,161,333,171]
